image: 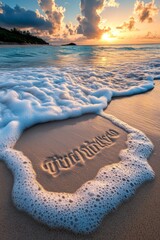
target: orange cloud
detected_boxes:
[116,17,136,31]
[38,0,65,34]
[134,0,159,23]
[145,31,160,39]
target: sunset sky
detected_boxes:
[0,0,160,44]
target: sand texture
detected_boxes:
[15,115,127,193]
[0,82,160,240]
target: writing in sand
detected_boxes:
[42,129,120,177]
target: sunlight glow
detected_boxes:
[101,33,113,42]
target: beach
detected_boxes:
[0,81,159,240]
[0,0,160,236]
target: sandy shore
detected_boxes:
[0,82,160,240]
[15,115,127,193]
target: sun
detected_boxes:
[101,33,112,42]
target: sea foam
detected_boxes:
[0,65,157,233]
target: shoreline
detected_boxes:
[0,82,160,239]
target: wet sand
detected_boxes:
[15,115,127,193]
[0,82,160,240]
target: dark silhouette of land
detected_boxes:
[62,42,77,46]
[0,27,48,45]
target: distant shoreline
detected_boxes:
[0,27,49,45]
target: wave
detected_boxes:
[0,65,157,233]
[116,47,136,51]
[0,44,160,69]
[0,45,160,233]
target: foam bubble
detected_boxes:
[0,112,154,233]
[0,65,157,233]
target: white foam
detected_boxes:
[0,66,157,233]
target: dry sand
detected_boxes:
[0,81,160,240]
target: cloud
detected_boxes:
[116,17,136,31]
[0,0,121,41]
[0,1,65,35]
[77,0,107,39]
[134,0,159,23]
[65,23,76,36]
[0,3,52,30]
[0,2,3,14]
[76,0,120,39]
[144,31,160,39]
[105,0,119,8]
[38,0,65,34]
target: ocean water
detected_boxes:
[0,44,160,233]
